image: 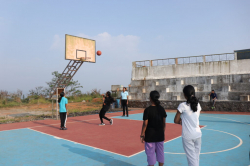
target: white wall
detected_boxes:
[132,59,250,80]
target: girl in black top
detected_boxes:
[140,90,167,166]
[99,91,114,126]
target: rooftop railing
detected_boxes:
[135,53,235,67]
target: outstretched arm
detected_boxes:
[163,117,166,131]
[174,110,182,124]
[102,95,106,105]
[140,120,148,143]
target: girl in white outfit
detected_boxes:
[174,85,202,166]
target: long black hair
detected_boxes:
[183,85,199,112]
[150,90,160,106]
[150,90,162,123]
[58,92,65,103]
[106,91,115,103]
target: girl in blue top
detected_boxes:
[58,92,68,130]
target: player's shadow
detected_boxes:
[62,144,136,166]
[32,121,60,129]
[70,119,99,125]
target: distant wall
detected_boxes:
[129,52,250,102]
[132,54,250,80]
[129,74,250,101]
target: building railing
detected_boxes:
[135,53,235,67]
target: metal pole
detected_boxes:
[56,88,58,120]
[52,100,53,119]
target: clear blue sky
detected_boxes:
[0,0,249,95]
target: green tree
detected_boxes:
[45,71,83,97]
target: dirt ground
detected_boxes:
[0,102,102,118]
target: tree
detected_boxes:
[45,71,83,97]
[29,86,44,96]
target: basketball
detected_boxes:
[97,50,102,56]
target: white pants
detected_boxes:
[182,137,201,166]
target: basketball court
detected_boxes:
[1,35,248,165]
[0,110,249,166]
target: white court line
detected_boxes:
[126,124,207,157]
[164,128,243,155]
[128,136,183,157]
[28,128,130,158]
[0,128,27,132]
[200,115,250,125]
[29,118,100,128]
[0,118,100,131]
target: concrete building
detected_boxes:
[129,49,250,111]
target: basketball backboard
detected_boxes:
[65,34,96,63]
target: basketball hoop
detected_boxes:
[80,57,86,62]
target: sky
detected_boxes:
[0,0,250,95]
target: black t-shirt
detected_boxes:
[143,105,167,142]
[103,97,111,109]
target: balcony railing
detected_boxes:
[135,53,235,67]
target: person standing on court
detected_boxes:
[58,92,68,130]
[209,90,217,109]
[140,90,167,166]
[120,87,129,117]
[174,85,202,166]
[99,91,114,126]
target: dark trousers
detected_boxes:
[99,107,110,123]
[60,112,67,128]
[122,100,128,116]
[210,97,216,106]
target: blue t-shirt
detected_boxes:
[210,93,217,99]
[59,97,68,112]
[121,91,129,100]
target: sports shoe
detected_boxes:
[60,128,63,130]
[110,119,113,125]
[99,123,105,126]
[63,128,67,130]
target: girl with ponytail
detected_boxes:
[174,85,202,166]
[99,91,114,126]
[58,92,68,130]
[140,90,167,166]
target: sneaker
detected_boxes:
[63,128,67,130]
[99,123,105,126]
[126,115,129,117]
[110,119,113,125]
[122,115,125,117]
[60,128,63,130]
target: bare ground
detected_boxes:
[0,102,102,119]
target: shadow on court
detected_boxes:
[32,121,60,129]
[70,119,99,125]
[62,144,136,166]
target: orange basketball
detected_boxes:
[97,50,102,56]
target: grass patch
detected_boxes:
[0,101,22,108]
[0,114,52,124]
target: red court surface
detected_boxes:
[29,118,183,157]
[0,110,184,157]
[0,109,225,157]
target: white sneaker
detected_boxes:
[99,123,105,126]
[110,119,113,125]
